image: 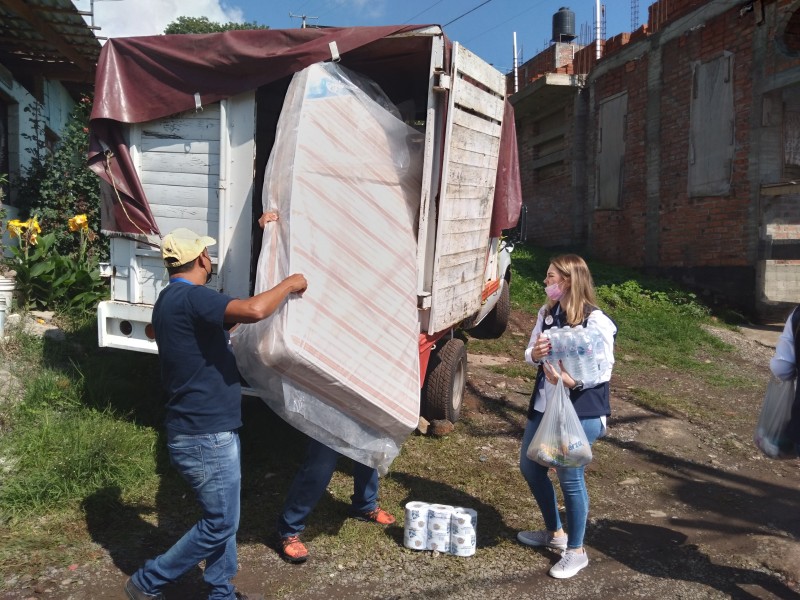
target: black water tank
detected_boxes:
[552,6,576,43]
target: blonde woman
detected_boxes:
[519,254,616,579]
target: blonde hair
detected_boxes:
[547,254,598,326]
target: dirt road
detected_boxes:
[2,313,799,600]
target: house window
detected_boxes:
[596,92,627,209]
[688,53,734,197]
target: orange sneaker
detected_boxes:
[350,506,396,525]
[279,535,308,564]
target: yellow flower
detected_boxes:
[28,230,38,245]
[28,217,41,234]
[68,214,88,232]
[6,219,26,238]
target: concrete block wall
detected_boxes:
[516,102,579,247]
[760,260,800,302]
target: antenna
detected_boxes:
[289,13,318,29]
[631,0,640,31]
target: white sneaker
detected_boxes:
[549,549,589,579]
[516,529,568,550]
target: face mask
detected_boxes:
[545,282,563,301]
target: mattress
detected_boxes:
[232,62,423,473]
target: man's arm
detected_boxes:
[224,274,307,324]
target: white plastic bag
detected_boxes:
[527,376,593,468]
[753,376,796,459]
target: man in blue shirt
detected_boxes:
[125,228,307,600]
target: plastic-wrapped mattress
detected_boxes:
[232,62,423,473]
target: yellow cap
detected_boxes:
[161,228,216,268]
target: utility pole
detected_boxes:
[289,13,319,29]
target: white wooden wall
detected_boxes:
[427,43,506,334]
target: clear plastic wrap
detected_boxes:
[231,62,424,474]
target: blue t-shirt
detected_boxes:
[152,280,242,434]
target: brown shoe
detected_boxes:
[280,535,309,564]
[350,506,396,525]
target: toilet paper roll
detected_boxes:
[452,507,478,529]
[450,529,477,557]
[403,526,427,550]
[450,541,476,557]
[427,516,451,535]
[427,504,454,519]
[404,501,429,530]
[450,518,475,536]
[427,529,450,552]
[450,522,475,538]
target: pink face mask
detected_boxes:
[545,282,564,302]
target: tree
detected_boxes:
[164,16,268,34]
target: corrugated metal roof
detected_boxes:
[0,0,100,89]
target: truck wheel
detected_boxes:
[422,337,467,423]
[473,281,510,339]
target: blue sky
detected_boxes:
[73,0,646,74]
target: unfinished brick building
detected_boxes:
[510,0,800,319]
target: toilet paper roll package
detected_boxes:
[402,500,477,556]
[232,62,424,474]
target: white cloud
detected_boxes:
[73,0,244,39]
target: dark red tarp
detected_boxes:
[87,25,521,238]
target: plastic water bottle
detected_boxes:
[580,328,601,382]
[550,328,566,365]
[564,327,583,380]
[539,329,553,359]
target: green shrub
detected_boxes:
[14,96,106,261]
[5,219,107,313]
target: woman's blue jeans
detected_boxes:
[277,437,379,538]
[132,430,241,600]
[519,412,603,550]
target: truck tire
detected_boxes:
[422,337,467,423]
[473,281,510,339]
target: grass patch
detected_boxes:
[0,407,158,517]
[485,364,535,381]
[625,387,709,420]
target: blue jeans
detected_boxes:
[277,438,379,538]
[519,412,603,550]
[132,430,241,600]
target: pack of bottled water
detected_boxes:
[540,325,602,382]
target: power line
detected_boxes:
[464,0,550,45]
[403,0,448,25]
[444,0,497,27]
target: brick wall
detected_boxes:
[591,55,649,266]
[511,0,800,317]
[587,3,756,270]
[648,0,710,33]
